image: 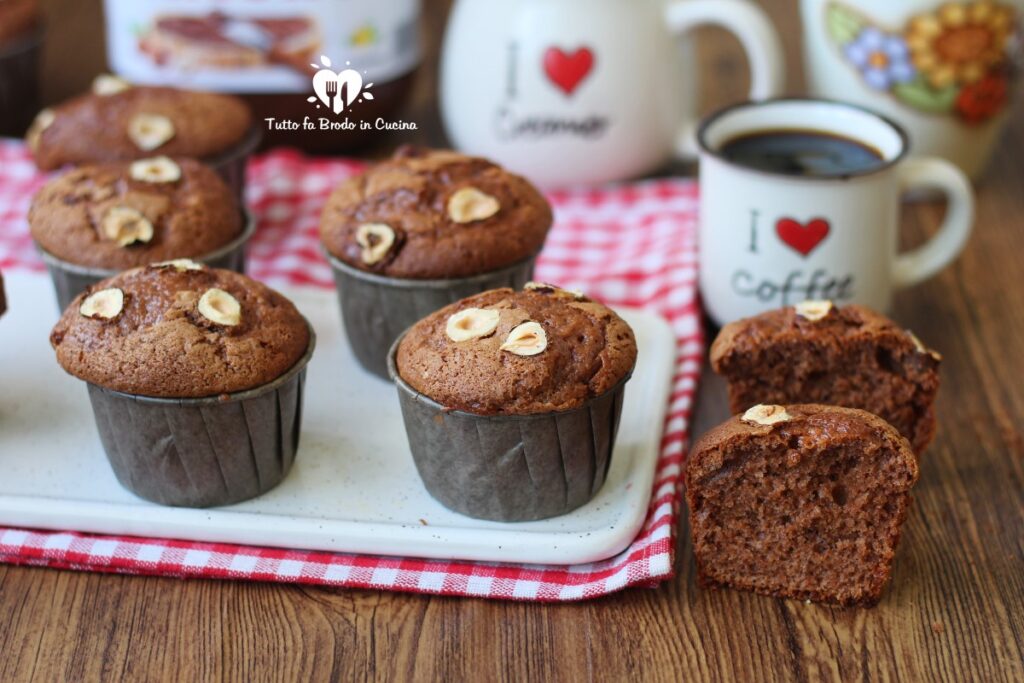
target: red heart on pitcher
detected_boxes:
[775,217,830,256]
[543,46,595,96]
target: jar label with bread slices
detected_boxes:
[103,0,421,93]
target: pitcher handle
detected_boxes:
[665,0,786,158]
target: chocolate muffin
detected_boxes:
[389,284,637,521]
[321,147,554,378]
[31,158,242,269]
[27,80,258,197]
[686,404,919,606]
[52,262,309,397]
[50,262,315,507]
[29,157,252,310]
[0,0,42,136]
[321,147,552,279]
[711,301,941,454]
[396,285,635,414]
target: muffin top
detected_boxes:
[27,82,253,170]
[0,0,39,45]
[396,284,637,415]
[688,403,918,488]
[710,301,941,370]
[29,157,243,270]
[50,263,310,398]
[320,147,553,279]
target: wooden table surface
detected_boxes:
[4,1,1023,680]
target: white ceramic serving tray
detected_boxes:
[0,272,675,565]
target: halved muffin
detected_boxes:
[711,301,941,453]
[686,404,919,606]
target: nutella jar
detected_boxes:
[103,0,421,152]
[0,0,43,137]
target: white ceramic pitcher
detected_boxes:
[440,0,785,187]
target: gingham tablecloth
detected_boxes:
[0,142,703,601]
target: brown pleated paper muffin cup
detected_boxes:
[0,28,42,137]
[206,126,262,202]
[40,209,257,312]
[387,337,634,522]
[326,250,538,379]
[85,324,315,508]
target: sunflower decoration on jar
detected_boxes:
[827,0,1020,124]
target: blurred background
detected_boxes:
[33,0,801,152]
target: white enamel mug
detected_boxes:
[698,99,975,325]
[800,0,1024,179]
[440,0,785,187]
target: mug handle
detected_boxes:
[664,0,785,158]
[893,157,975,289]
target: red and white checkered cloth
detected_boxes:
[0,142,703,601]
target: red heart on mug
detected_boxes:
[775,217,831,256]
[543,46,595,96]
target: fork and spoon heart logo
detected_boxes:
[309,55,374,115]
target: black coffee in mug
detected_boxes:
[719,129,885,177]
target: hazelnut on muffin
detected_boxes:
[711,301,941,454]
[397,284,636,414]
[30,158,242,270]
[27,81,253,170]
[322,147,552,279]
[390,284,637,522]
[50,262,314,507]
[30,157,250,310]
[320,146,554,378]
[686,404,919,606]
[51,262,309,398]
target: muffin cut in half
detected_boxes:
[686,404,919,606]
[711,300,941,454]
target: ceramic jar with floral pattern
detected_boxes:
[800,0,1023,179]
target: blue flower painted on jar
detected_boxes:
[844,27,916,90]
